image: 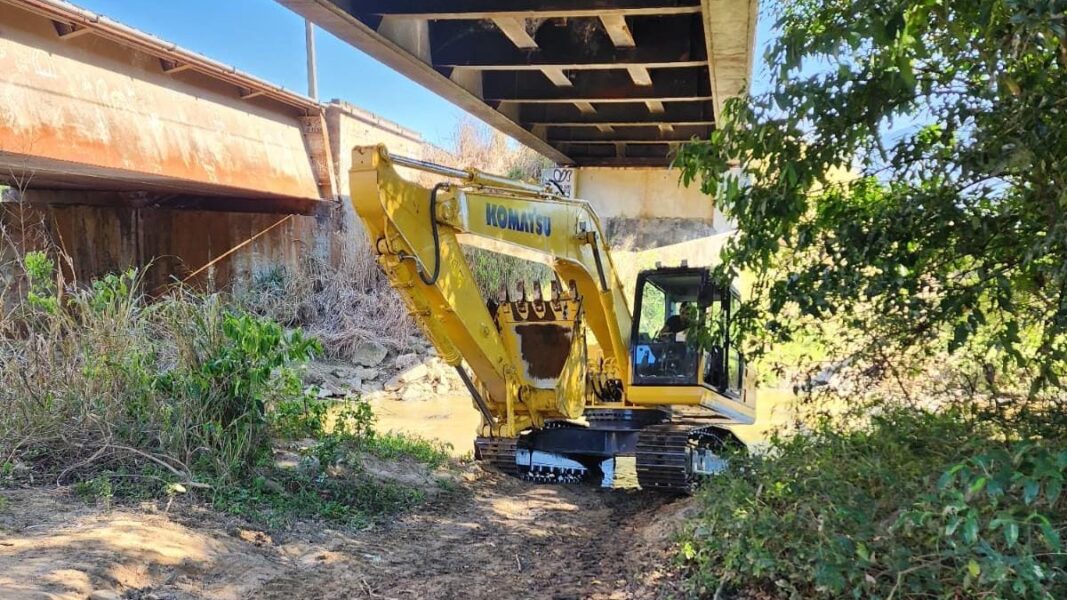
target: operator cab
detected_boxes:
[630,266,745,397]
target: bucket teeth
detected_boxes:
[550,279,562,302]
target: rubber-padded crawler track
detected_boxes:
[636,423,723,493]
[474,437,518,476]
[635,424,692,492]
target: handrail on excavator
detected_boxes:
[384,148,545,194]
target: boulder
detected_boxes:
[302,369,326,386]
[352,366,381,381]
[400,383,433,402]
[427,358,453,380]
[274,451,301,470]
[383,374,404,393]
[330,366,352,379]
[351,340,388,367]
[394,352,420,371]
[401,363,430,382]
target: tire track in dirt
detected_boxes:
[254,473,688,600]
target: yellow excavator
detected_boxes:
[351,145,757,492]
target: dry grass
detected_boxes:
[422,118,550,183]
[235,229,420,360]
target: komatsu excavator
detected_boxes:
[351,145,757,493]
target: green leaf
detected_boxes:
[1046,478,1062,504]
[967,559,981,578]
[963,514,979,544]
[1004,522,1019,547]
[1039,521,1061,551]
[1023,480,1040,505]
[945,516,962,536]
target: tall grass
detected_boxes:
[461,245,554,301]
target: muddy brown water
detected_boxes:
[366,393,482,458]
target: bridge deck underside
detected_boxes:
[279,0,756,167]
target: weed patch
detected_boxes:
[360,432,453,469]
[213,468,425,529]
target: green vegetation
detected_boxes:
[673,1,1067,596]
[0,252,453,528]
[681,406,1066,599]
[361,431,452,469]
[676,0,1067,396]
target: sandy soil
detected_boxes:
[0,471,692,600]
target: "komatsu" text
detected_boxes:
[485,202,552,237]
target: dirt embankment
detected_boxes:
[0,473,693,600]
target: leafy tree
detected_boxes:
[676,0,1067,395]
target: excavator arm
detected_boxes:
[350,145,631,436]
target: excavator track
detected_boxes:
[636,423,726,494]
[476,429,589,484]
[474,437,518,476]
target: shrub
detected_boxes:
[679,406,1066,599]
[460,245,553,302]
[0,255,320,487]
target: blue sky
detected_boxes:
[74,0,775,148]
[74,0,468,145]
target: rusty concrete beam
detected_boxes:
[277,0,574,165]
[0,1,333,205]
[6,0,320,113]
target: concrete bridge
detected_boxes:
[278,0,756,168]
[0,0,756,289]
[0,0,426,288]
[278,0,755,247]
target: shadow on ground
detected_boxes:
[0,471,691,600]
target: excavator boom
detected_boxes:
[350,145,757,492]
[352,145,629,436]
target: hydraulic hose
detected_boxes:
[398,183,447,285]
[414,183,447,285]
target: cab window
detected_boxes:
[636,283,665,342]
[631,273,702,386]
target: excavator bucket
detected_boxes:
[494,280,587,419]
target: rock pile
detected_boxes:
[303,336,464,402]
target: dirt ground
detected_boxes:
[0,470,694,600]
